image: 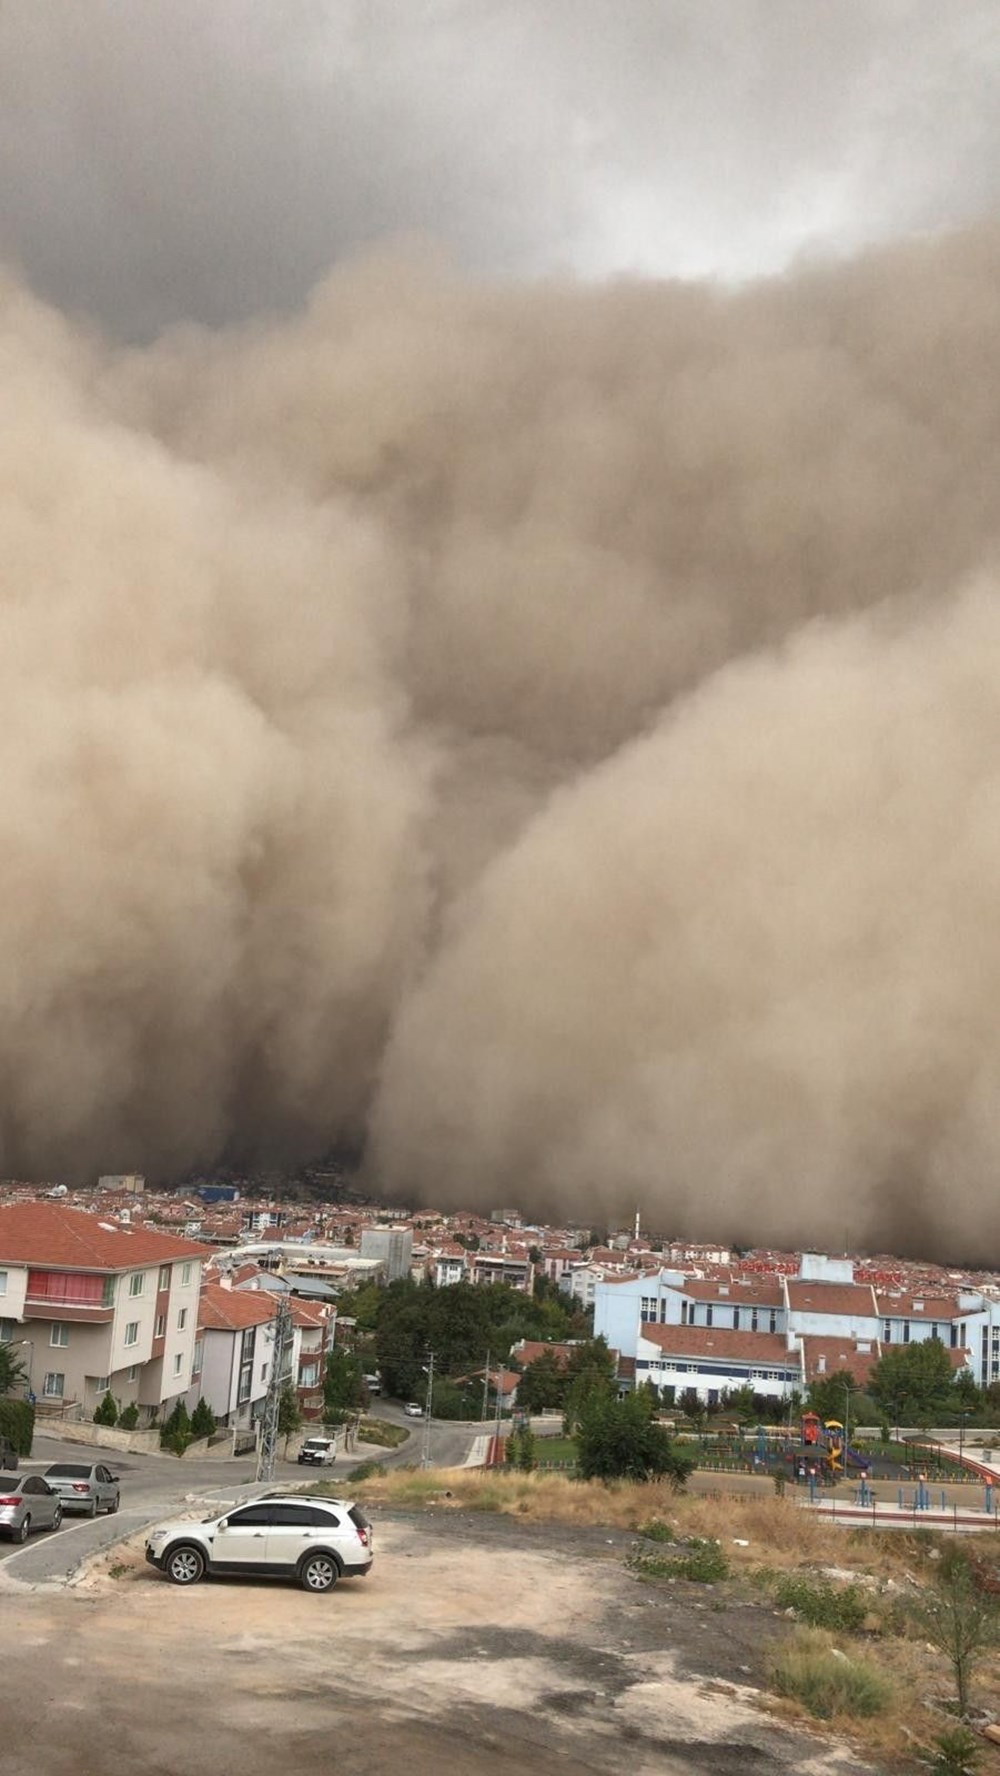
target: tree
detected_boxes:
[806,1369,860,1427]
[576,1390,695,1486]
[93,1390,118,1426]
[324,1348,365,1421]
[190,1397,216,1439]
[516,1350,567,1413]
[869,1339,956,1425]
[277,1383,301,1450]
[563,1339,617,1434]
[917,1546,1000,1717]
[117,1402,140,1431]
[0,1341,28,1396]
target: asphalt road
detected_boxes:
[0,1411,487,1586]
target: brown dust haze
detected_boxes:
[3,225,1000,1256]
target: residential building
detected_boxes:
[196,1284,280,1429]
[0,1201,209,1422]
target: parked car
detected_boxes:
[404,1401,424,1417]
[0,1437,18,1471]
[144,1494,373,1592]
[364,1374,382,1396]
[43,1461,120,1516]
[297,1436,336,1466]
[0,1473,63,1542]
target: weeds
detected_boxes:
[925,1725,983,1774]
[635,1518,675,1543]
[771,1629,891,1720]
[771,1573,869,1633]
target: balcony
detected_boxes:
[23,1297,114,1323]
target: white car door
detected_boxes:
[208,1502,273,1569]
[265,1502,340,1571]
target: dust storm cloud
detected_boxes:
[4,221,1000,1256]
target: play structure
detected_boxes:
[800,1411,871,1477]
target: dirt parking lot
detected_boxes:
[0,1509,873,1775]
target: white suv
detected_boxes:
[145,1494,373,1593]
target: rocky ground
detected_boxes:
[0,1507,876,1776]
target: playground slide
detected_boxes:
[844,1445,870,1471]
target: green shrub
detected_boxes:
[635,1518,675,1543]
[160,1397,192,1454]
[629,1536,729,1584]
[0,1398,34,1456]
[772,1574,868,1633]
[93,1390,118,1426]
[771,1633,891,1719]
[347,1460,381,1483]
[117,1403,139,1431]
[190,1398,216,1439]
[674,1538,729,1583]
[927,1725,982,1775]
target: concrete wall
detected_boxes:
[41,1419,162,1456]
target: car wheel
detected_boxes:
[17,1515,30,1543]
[52,1506,63,1531]
[165,1544,206,1586]
[299,1552,340,1593]
[88,1497,98,1518]
[108,1493,119,1514]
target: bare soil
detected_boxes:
[0,1507,877,1775]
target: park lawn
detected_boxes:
[531,1435,577,1464]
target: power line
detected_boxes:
[256,1295,293,1484]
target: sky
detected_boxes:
[0,2,998,337]
[1,4,1000,1259]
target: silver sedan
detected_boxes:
[0,1473,63,1541]
[43,1461,121,1516]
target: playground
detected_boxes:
[689,1411,990,1492]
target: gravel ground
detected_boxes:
[0,1506,877,1776]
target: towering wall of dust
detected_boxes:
[4,226,1000,1254]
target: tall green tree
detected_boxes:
[806,1369,860,1427]
[576,1389,695,1486]
[517,1350,568,1413]
[0,1341,28,1396]
[324,1348,365,1421]
[868,1339,956,1424]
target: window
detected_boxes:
[260,1363,268,1384]
[158,1265,171,1291]
[124,1321,139,1347]
[155,1315,166,1339]
[640,1295,656,1322]
[181,1263,192,1286]
[173,1353,183,1376]
[732,1307,740,1329]
[0,1318,14,1342]
[177,1307,187,1331]
[883,1320,893,1343]
[127,1365,139,1383]
[192,1337,204,1375]
[300,1362,319,1388]
[769,1310,778,1334]
[903,1321,911,1344]
[128,1273,144,1298]
[0,1269,6,1296]
[92,1375,110,1392]
[227,1504,273,1528]
[103,1276,116,1306]
[750,1309,759,1332]
[50,1323,69,1347]
[42,1372,64,1398]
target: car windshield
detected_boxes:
[46,1465,92,1477]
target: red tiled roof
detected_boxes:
[786,1282,879,1318]
[638,1324,798,1366]
[0,1202,211,1271]
[510,1340,576,1368]
[198,1283,278,1332]
[682,1278,784,1307]
[798,1337,880,1388]
[873,1294,962,1319]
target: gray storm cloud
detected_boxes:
[1,1,1000,335]
[2,221,1000,1260]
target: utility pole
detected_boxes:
[256,1296,293,1484]
[481,1350,491,1422]
[421,1351,434,1468]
